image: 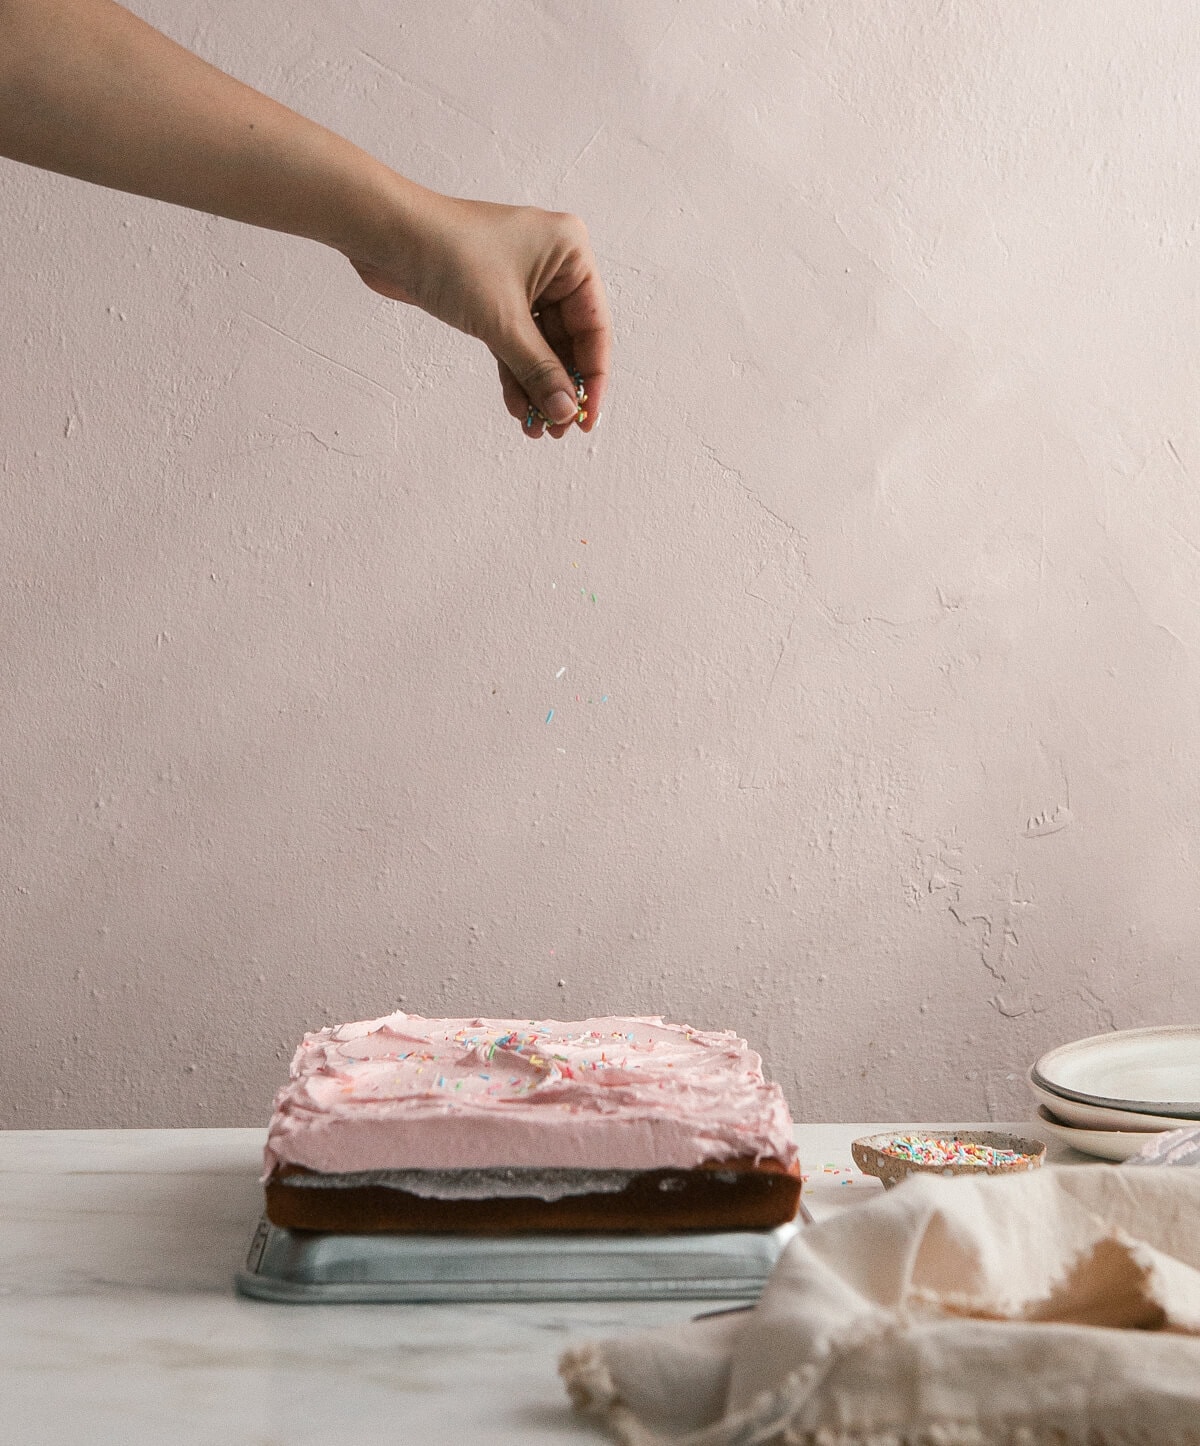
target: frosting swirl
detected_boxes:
[264,1011,797,1177]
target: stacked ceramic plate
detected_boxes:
[1027,1026,1200,1161]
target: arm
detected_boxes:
[0,0,609,435]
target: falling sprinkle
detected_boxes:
[555,667,566,679]
[591,593,597,604]
[545,709,554,724]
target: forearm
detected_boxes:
[0,0,419,259]
[0,0,611,434]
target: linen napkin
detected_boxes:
[560,1165,1200,1445]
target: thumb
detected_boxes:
[501,320,581,426]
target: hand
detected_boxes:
[348,190,610,440]
[0,0,609,436]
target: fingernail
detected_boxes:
[544,390,577,424]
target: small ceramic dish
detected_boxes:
[851,1130,1046,1189]
[1025,1068,1186,1133]
[1033,1104,1159,1163]
[1031,1026,1200,1118]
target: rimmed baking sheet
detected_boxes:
[235,1215,799,1303]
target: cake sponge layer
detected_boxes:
[265,1156,802,1234]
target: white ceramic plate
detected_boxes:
[1025,1070,1188,1132]
[1033,1105,1158,1163]
[1031,1026,1200,1117]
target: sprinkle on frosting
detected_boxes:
[263,1012,797,1178]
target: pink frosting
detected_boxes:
[263,1012,797,1178]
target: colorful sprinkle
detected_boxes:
[524,369,588,431]
[879,1135,1030,1169]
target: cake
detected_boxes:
[263,1012,801,1233]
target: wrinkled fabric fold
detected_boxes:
[561,1165,1200,1445]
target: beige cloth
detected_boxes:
[560,1165,1200,1445]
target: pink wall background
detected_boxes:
[3,0,1199,1127]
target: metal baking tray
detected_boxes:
[235,1215,799,1303]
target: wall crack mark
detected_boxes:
[557,124,606,186]
[701,442,802,540]
[241,311,402,403]
[736,609,800,791]
[354,50,500,138]
[1079,983,1118,1033]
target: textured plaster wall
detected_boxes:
[2,0,1199,1128]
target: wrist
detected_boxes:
[322,154,441,287]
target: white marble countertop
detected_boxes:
[0,1122,1090,1445]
